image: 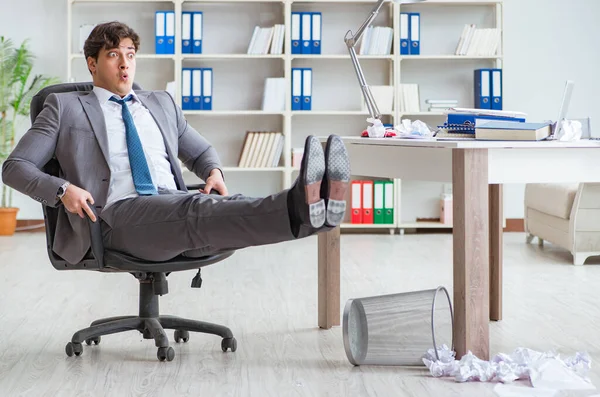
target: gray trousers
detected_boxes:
[99,188,315,262]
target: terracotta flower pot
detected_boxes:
[0,207,19,236]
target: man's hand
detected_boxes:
[201,169,228,196]
[60,184,97,222]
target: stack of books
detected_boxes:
[262,78,285,112]
[399,84,420,113]
[455,25,502,56]
[359,26,394,55]
[247,25,285,55]
[238,131,284,168]
[435,108,528,139]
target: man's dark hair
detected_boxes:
[83,21,140,61]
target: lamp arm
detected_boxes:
[344,0,387,46]
[348,46,381,120]
[344,0,388,121]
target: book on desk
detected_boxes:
[434,108,552,141]
[475,120,552,141]
[439,109,527,134]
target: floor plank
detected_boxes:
[1,232,600,396]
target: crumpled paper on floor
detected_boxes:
[529,357,595,390]
[493,384,557,397]
[422,345,593,390]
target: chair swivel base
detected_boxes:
[64,273,237,361]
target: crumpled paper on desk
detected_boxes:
[394,119,434,138]
[555,119,583,141]
[364,118,434,138]
[366,117,387,138]
[422,345,593,390]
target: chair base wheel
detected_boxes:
[157,346,175,362]
[221,337,237,352]
[85,336,101,346]
[65,342,83,357]
[174,329,190,343]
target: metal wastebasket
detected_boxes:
[343,286,453,366]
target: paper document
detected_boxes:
[493,384,557,397]
[446,107,527,119]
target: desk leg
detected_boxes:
[453,149,490,360]
[318,227,340,329]
[489,184,503,321]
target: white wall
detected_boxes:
[0,0,68,219]
[399,0,600,221]
[1,0,599,220]
[502,0,600,217]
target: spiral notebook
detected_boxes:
[439,123,476,133]
[440,113,526,133]
[435,130,476,140]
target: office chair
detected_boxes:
[31,82,237,362]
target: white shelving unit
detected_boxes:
[66,0,503,234]
[393,0,502,232]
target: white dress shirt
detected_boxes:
[93,87,177,209]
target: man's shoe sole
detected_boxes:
[303,136,326,228]
[324,135,350,227]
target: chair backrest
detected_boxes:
[33,82,141,270]
[30,82,142,122]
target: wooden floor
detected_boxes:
[1,232,600,396]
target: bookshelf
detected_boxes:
[393,0,502,232]
[66,0,503,233]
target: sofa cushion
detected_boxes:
[525,183,579,220]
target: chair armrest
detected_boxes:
[86,206,105,268]
[186,184,219,195]
[186,183,204,191]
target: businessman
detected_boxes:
[1,22,350,264]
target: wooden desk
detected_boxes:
[318,137,600,360]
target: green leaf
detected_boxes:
[16,75,59,117]
[0,35,59,207]
[9,39,34,89]
[0,37,18,113]
[0,119,12,160]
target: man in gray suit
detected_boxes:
[1,22,350,265]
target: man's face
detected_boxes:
[87,38,136,97]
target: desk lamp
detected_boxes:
[344,0,426,135]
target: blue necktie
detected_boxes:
[109,95,158,196]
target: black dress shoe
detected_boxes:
[287,136,326,236]
[321,135,350,227]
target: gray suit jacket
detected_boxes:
[1,90,222,265]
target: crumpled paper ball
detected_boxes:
[394,119,434,138]
[362,118,431,138]
[556,119,583,141]
[366,118,387,138]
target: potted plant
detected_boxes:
[0,36,58,235]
